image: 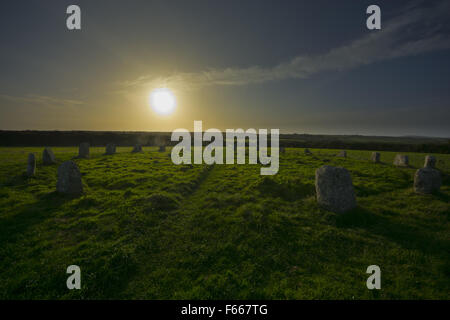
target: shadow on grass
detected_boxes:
[354,170,415,197]
[353,181,411,197]
[333,207,450,258]
[0,191,75,244]
[2,173,33,188]
[432,190,450,205]
[441,172,450,186]
[252,176,315,201]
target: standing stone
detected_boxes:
[371,152,381,163]
[105,143,116,155]
[56,161,83,195]
[27,153,36,176]
[304,148,312,155]
[393,154,408,167]
[159,145,166,152]
[337,150,347,158]
[280,147,285,154]
[42,147,56,165]
[79,142,90,158]
[424,155,436,168]
[315,165,356,213]
[414,167,441,194]
[132,144,142,153]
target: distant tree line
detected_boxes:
[0,131,449,154]
[279,139,450,154]
[0,131,171,147]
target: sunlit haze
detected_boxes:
[0,1,449,137]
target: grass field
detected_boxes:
[0,147,449,299]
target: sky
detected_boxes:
[0,0,449,137]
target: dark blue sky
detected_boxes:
[1,0,449,136]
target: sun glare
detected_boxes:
[150,88,176,115]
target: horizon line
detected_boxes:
[0,129,449,140]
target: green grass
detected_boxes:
[0,147,449,299]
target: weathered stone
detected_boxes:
[42,147,56,165]
[337,150,347,158]
[159,145,166,152]
[424,155,436,168]
[132,144,142,153]
[371,152,380,163]
[79,142,90,158]
[414,167,441,194]
[315,165,356,213]
[56,161,83,195]
[27,153,36,176]
[304,148,312,155]
[105,143,116,155]
[393,154,408,166]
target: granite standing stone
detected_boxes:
[56,161,83,195]
[414,167,441,194]
[371,152,381,163]
[105,143,116,155]
[337,150,347,158]
[424,155,436,168]
[132,144,142,153]
[393,154,409,166]
[315,165,356,213]
[27,153,36,176]
[79,142,90,158]
[42,147,56,165]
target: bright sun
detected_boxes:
[149,88,176,115]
